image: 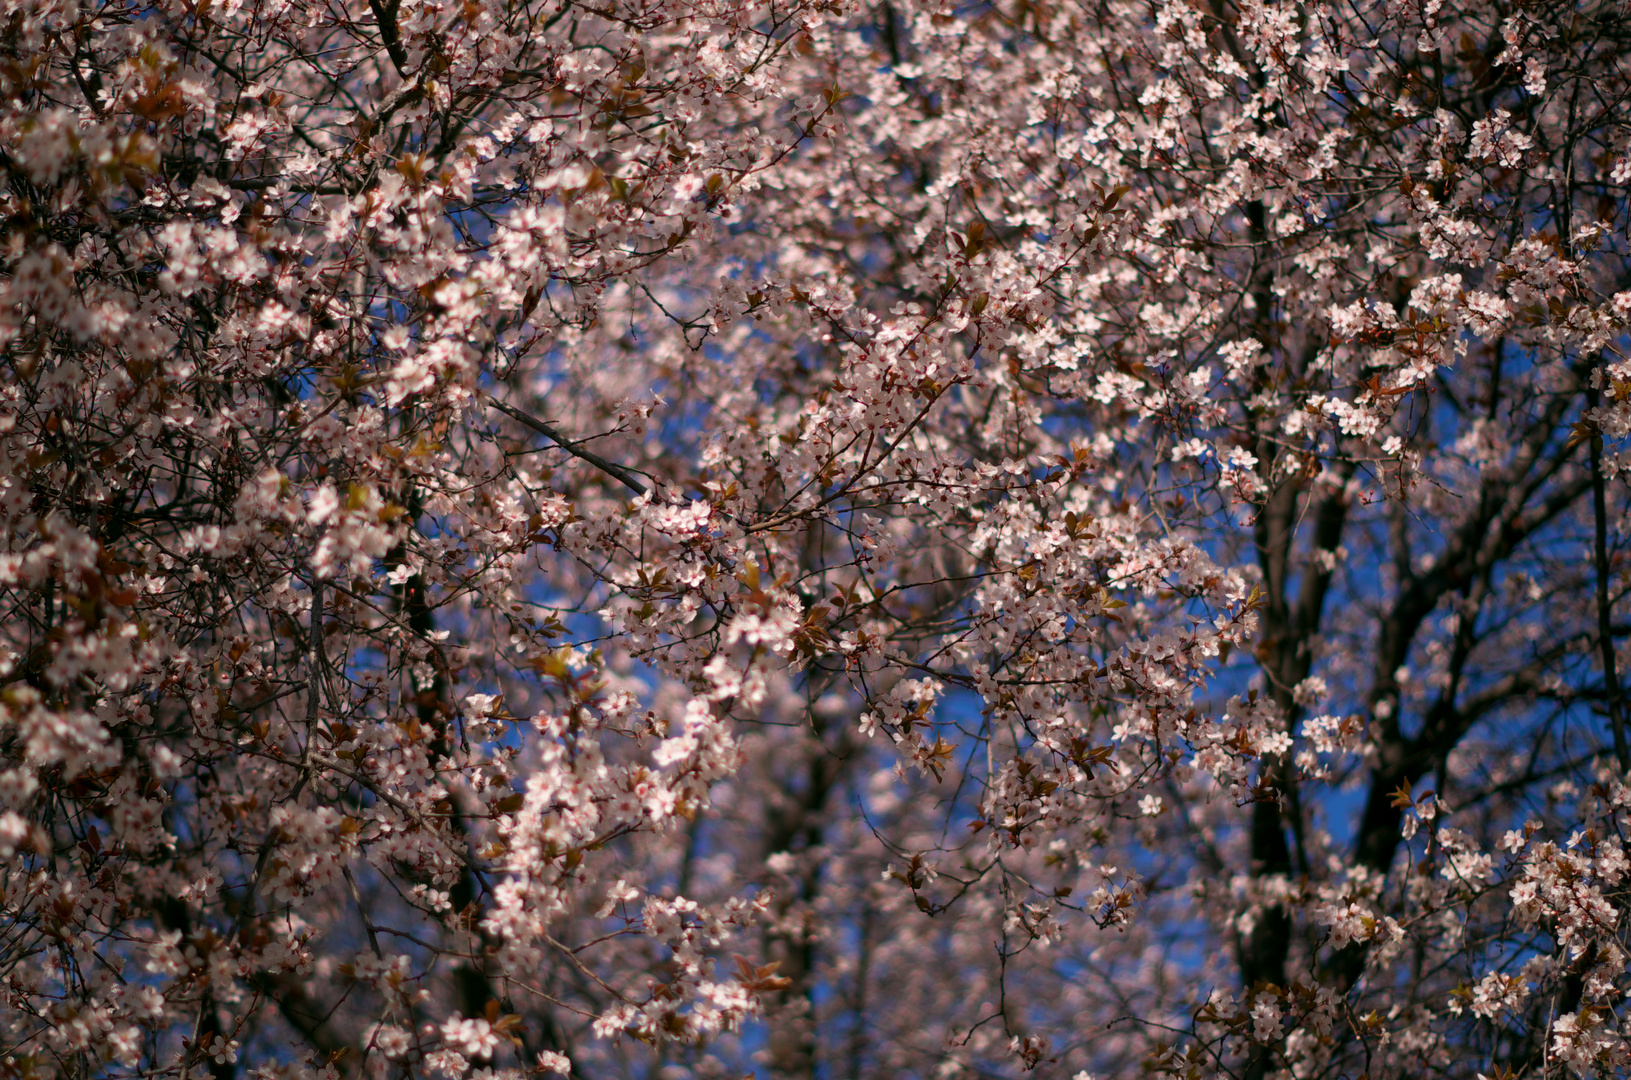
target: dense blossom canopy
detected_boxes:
[4,0,1631,1074]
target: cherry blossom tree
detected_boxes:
[4,0,1631,1073]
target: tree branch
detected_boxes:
[483,393,649,496]
[1588,382,1629,770]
